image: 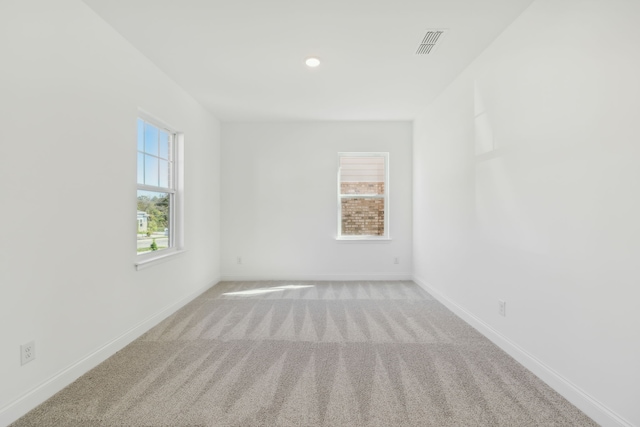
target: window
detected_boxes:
[337,152,389,239]
[136,115,181,262]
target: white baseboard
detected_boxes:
[412,276,634,427]
[221,273,413,281]
[0,278,221,427]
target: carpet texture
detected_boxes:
[12,281,598,426]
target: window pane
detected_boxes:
[137,153,144,184]
[159,159,169,188]
[144,123,159,156]
[137,190,171,254]
[159,131,169,159]
[137,118,144,152]
[144,154,159,186]
[341,197,385,236]
[339,156,384,195]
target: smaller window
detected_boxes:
[337,152,389,239]
[136,115,182,261]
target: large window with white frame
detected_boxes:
[337,152,389,239]
[136,115,180,258]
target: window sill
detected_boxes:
[335,237,392,243]
[135,248,187,270]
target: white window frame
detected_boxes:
[337,152,390,241]
[135,111,185,270]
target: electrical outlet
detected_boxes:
[394,257,400,264]
[236,256,242,265]
[498,300,506,317]
[21,341,35,365]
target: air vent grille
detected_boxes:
[415,29,447,55]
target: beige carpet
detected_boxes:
[12,281,598,426]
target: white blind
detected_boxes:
[339,156,385,182]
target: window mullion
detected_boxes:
[137,184,175,194]
[339,196,385,200]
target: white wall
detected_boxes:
[222,122,412,280]
[413,1,640,426]
[0,1,221,424]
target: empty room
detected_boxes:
[1,0,638,426]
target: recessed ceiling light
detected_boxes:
[305,57,320,68]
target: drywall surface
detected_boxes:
[221,122,412,280]
[413,0,640,425]
[0,0,221,423]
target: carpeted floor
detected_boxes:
[12,281,598,426]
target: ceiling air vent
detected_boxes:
[415,29,447,55]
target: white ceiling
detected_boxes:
[83,0,534,121]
